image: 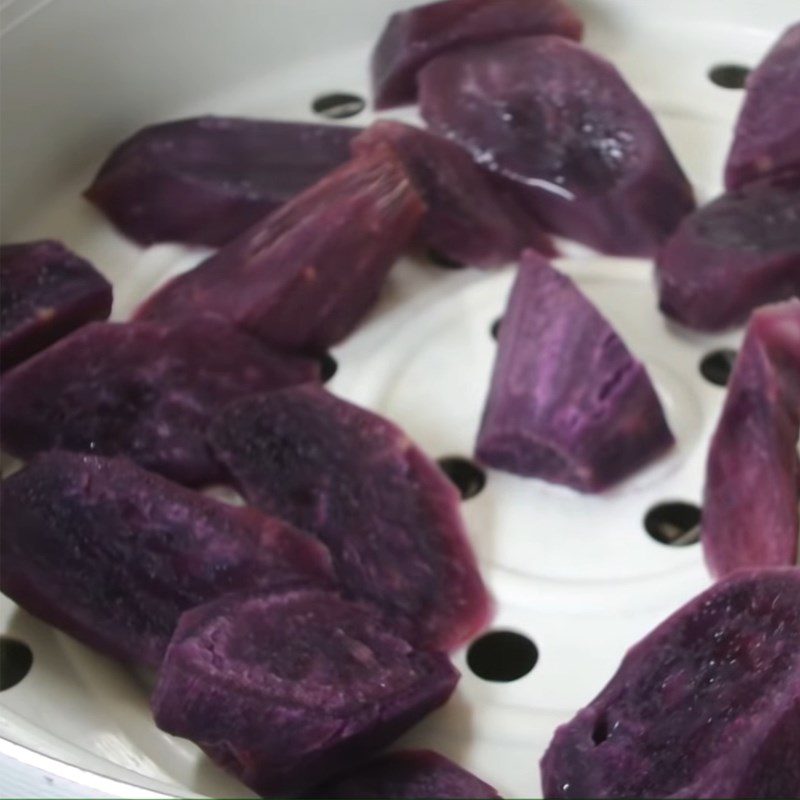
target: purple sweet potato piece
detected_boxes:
[85,116,361,247]
[136,147,424,353]
[0,318,317,486]
[0,452,333,668]
[0,240,112,371]
[725,23,800,190]
[152,590,459,797]
[702,301,800,578]
[540,568,800,799]
[656,173,800,331]
[419,36,695,256]
[476,251,674,492]
[313,750,501,799]
[208,386,491,652]
[352,121,554,267]
[371,0,583,109]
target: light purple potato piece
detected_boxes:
[0,318,318,486]
[208,386,492,652]
[371,0,583,109]
[136,147,424,354]
[312,750,501,799]
[702,300,800,578]
[656,173,800,331]
[725,23,800,190]
[476,251,674,492]
[419,36,695,256]
[0,452,334,668]
[540,568,800,799]
[152,590,459,798]
[85,116,361,247]
[352,120,554,267]
[0,240,112,372]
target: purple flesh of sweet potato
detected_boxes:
[371,0,583,109]
[0,240,112,372]
[0,318,318,486]
[136,147,424,353]
[419,36,695,256]
[208,386,492,652]
[312,749,501,799]
[725,23,800,190]
[85,116,361,247]
[540,568,800,799]
[656,173,800,331]
[476,250,674,492]
[151,590,459,797]
[702,300,800,578]
[0,452,333,668]
[353,120,554,267]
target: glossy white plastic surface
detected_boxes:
[1,1,796,797]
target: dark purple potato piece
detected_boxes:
[152,590,459,797]
[540,568,800,799]
[476,251,674,492]
[312,750,501,799]
[419,36,695,256]
[208,386,491,652]
[136,147,424,353]
[85,116,361,247]
[725,23,800,190]
[371,0,583,109]
[656,173,800,331]
[0,318,317,486]
[0,240,111,372]
[702,301,800,578]
[0,452,333,668]
[353,121,554,267]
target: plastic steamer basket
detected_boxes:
[0,0,796,797]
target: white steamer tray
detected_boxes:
[0,1,797,797]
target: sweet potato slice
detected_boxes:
[656,173,800,331]
[0,240,111,371]
[85,116,360,246]
[0,452,333,667]
[419,36,694,256]
[702,300,800,577]
[540,568,800,799]
[208,386,491,651]
[725,23,800,190]
[0,318,317,486]
[152,590,459,797]
[476,251,673,491]
[313,750,500,799]
[136,147,424,354]
[371,0,582,109]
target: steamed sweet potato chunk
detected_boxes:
[541,569,800,799]
[209,386,491,651]
[152,590,459,797]
[0,240,111,371]
[86,116,360,246]
[136,148,424,354]
[656,173,800,331]
[725,23,800,190]
[313,750,501,799]
[476,251,673,491]
[702,300,800,577]
[0,318,317,486]
[371,0,582,109]
[419,36,694,255]
[0,452,333,667]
